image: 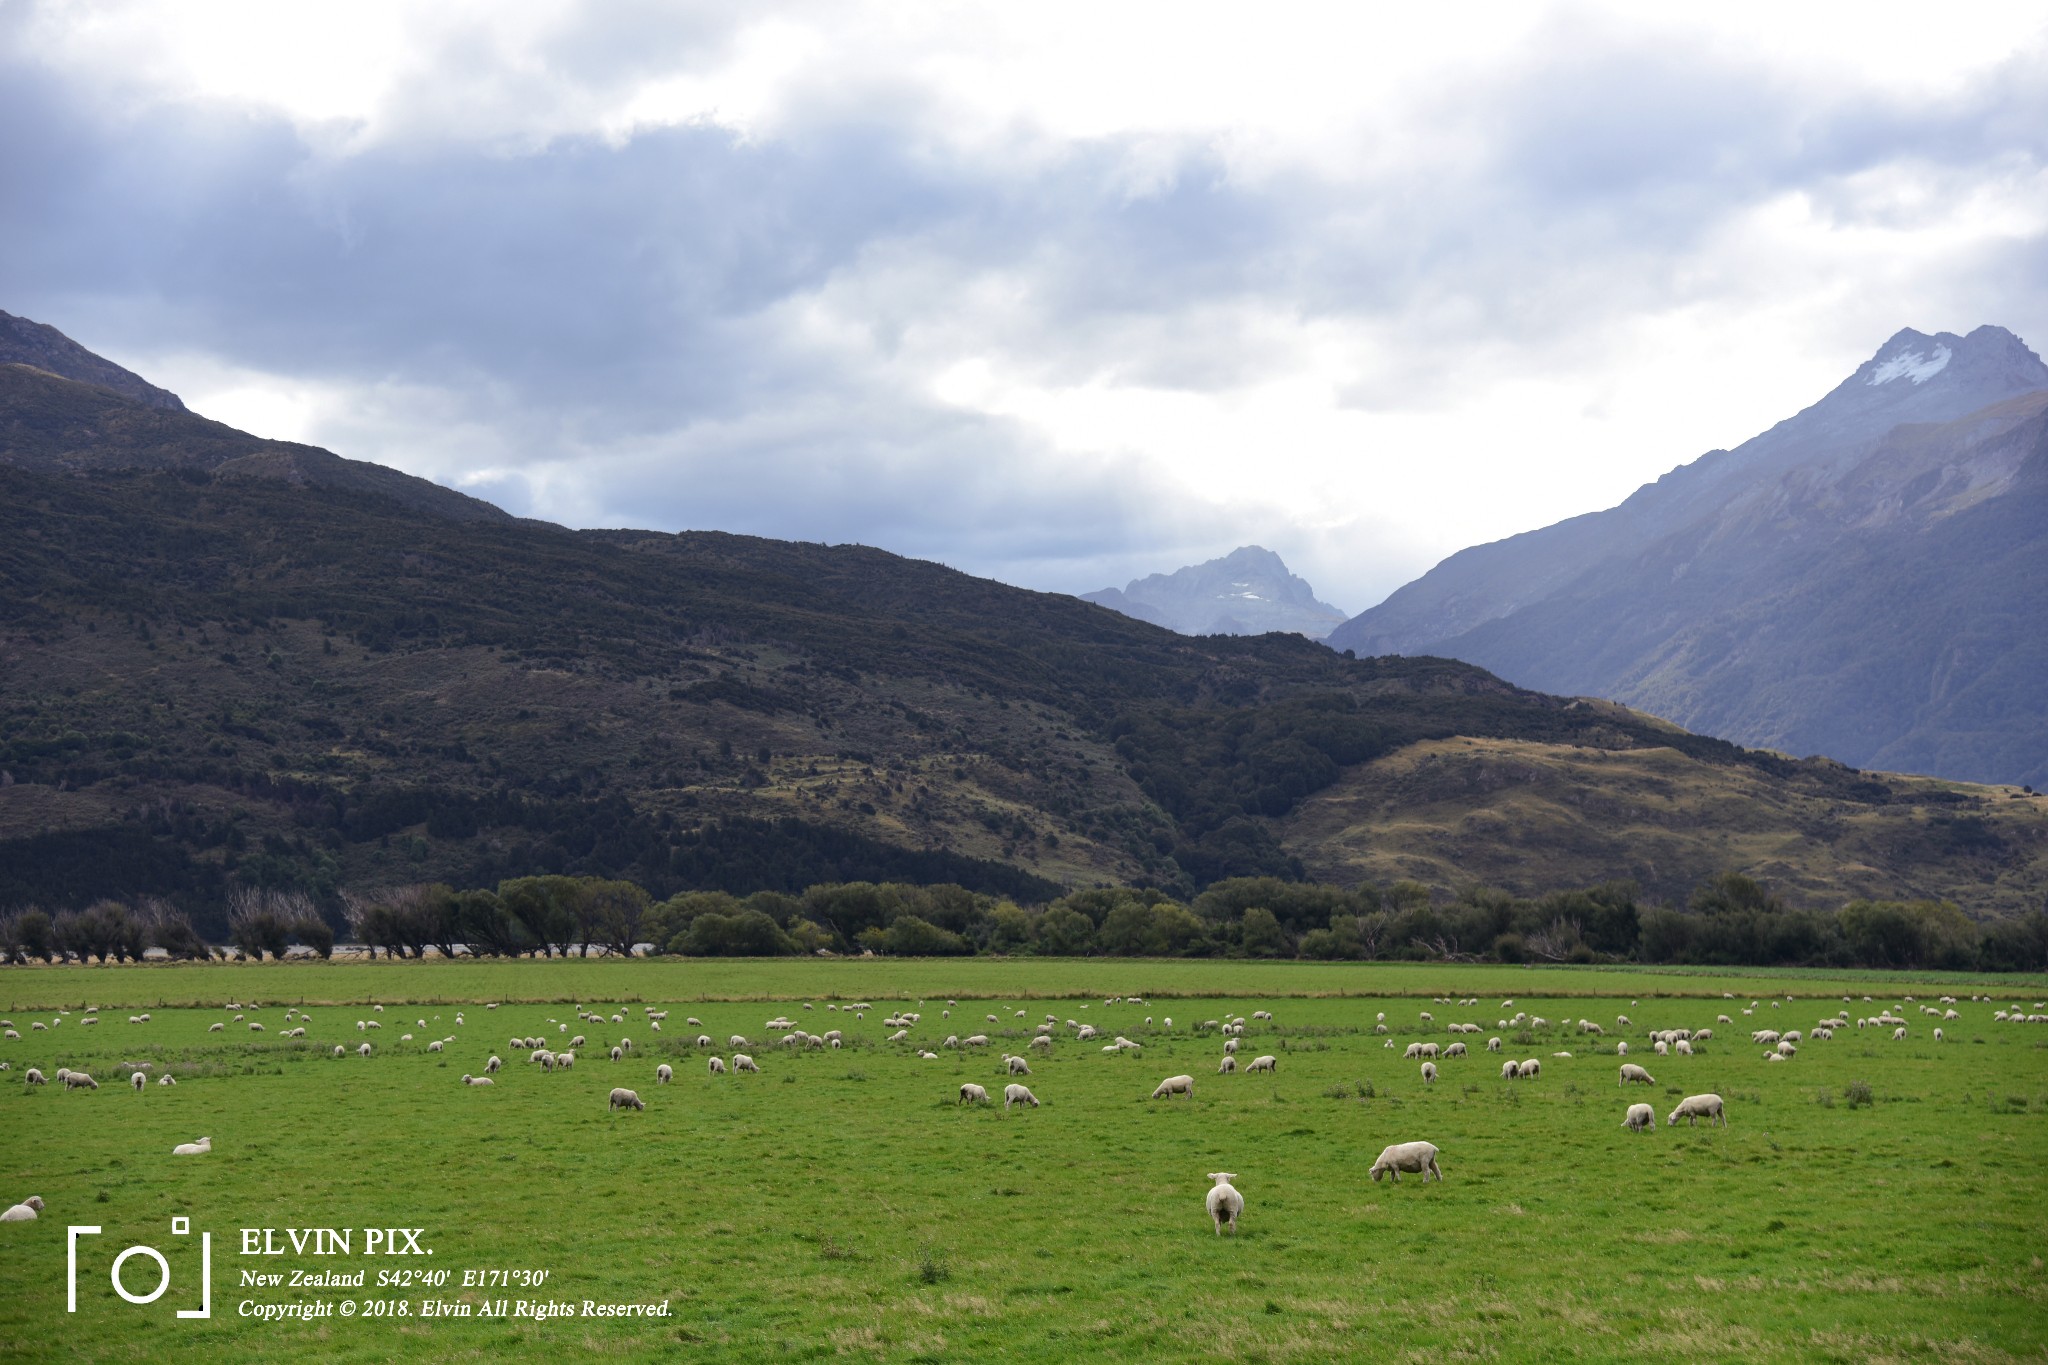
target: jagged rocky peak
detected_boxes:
[1083,545,1349,639]
[0,308,187,411]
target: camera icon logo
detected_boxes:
[68,1218,212,1318]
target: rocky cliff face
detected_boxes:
[1084,545,1349,639]
[1326,326,2048,786]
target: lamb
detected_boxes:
[1368,1141,1443,1183]
[461,1075,494,1087]
[656,1064,674,1084]
[959,1083,990,1105]
[1666,1094,1726,1127]
[708,1056,727,1075]
[1420,1061,1438,1084]
[1,1196,45,1221]
[172,1136,212,1155]
[1619,1063,1656,1086]
[1152,1074,1195,1100]
[1003,1083,1039,1110]
[733,1054,759,1073]
[1244,1055,1278,1073]
[1218,1055,1236,1073]
[1205,1172,1244,1234]
[1623,1102,1655,1133]
[608,1087,645,1111]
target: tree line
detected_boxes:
[3,871,2044,972]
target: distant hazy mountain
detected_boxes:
[1084,546,1348,638]
[1326,325,2048,786]
[0,308,187,411]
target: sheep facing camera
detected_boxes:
[68,1221,214,1319]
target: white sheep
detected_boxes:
[1003,1083,1039,1110]
[172,1136,212,1155]
[959,1083,990,1105]
[358,1043,372,1057]
[608,1087,645,1111]
[1005,1055,1032,1076]
[1623,1102,1655,1133]
[1487,1036,1501,1053]
[1420,1061,1438,1084]
[128,1071,145,1092]
[64,1072,99,1091]
[1619,1063,1656,1086]
[158,1074,177,1086]
[656,1064,674,1084]
[1444,1042,1467,1058]
[1152,1074,1195,1100]
[1368,1141,1443,1183]
[1218,1055,1237,1074]
[1029,1036,1052,1052]
[1205,1172,1244,1234]
[611,1046,624,1062]
[1501,1060,1518,1080]
[208,1022,224,1033]
[333,1045,345,1057]
[708,1056,727,1075]
[1,1195,46,1221]
[733,1055,758,1073]
[1224,1038,1240,1055]
[1667,1094,1726,1127]
[1516,1059,1540,1078]
[485,1055,502,1073]
[1675,1039,1694,1056]
[1244,1055,1278,1074]
[462,1075,494,1087]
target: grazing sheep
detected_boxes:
[733,1055,759,1073]
[1675,1040,1694,1056]
[1003,1083,1039,1110]
[656,1064,674,1084]
[1205,1173,1244,1234]
[461,1075,494,1087]
[1501,1060,1518,1080]
[427,1040,444,1054]
[729,1035,748,1049]
[208,1022,224,1033]
[1029,1036,1052,1052]
[1892,1027,1907,1040]
[964,1034,990,1048]
[1623,1103,1655,1133]
[1666,1094,1726,1128]
[1934,1028,1944,1041]
[172,1136,212,1155]
[608,1088,645,1111]
[1,1196,46,1221]
[1217,1055,1237,1074]
[358,1043,373,1057]
[1516,1059,1540,1078]
[708,1056,727,1075]
[1619,1063,1656,1086]
[130,1071,146,1092]
[333,1045,345,1057]
[1615,1040,1628,1056]
[485,1055,502,1073]
[64,1072,98,1091]
[1152,1074,1195,1100]
[1420,1061,1438,1084]
[611,1047,624,1063]
[156,1074,177,1086]
[1368,1141,1443,1183]
[1224,1038,1240,1055]
[1444,1042,1467,1058]
[959,1083,990,1105]
[1486,1036,1501,1053]
[1005,1056,1032,1076]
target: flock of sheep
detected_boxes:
[4,987,2036,1234]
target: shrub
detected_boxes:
[1844,1079,1874,1109]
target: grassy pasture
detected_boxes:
[0,961,2044,1364]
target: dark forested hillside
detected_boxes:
[3,357,2045,938]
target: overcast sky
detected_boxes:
[4,2,2045,613]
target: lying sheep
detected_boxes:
[1,1195,46,1221]
[172,1136,212,1155]
[461,1075,494,1087]
[1368,1141,1443,1183]
[1619,1063,1656,1086]
[656,1064,674,1084]
[1205,1173,1244,1234]
[608,1088,645,1111]
[158,1074,177,1086]
[1420,1061,1438,1085]
[1152,1074,1195,1100]
[1623,1102,1655,1133]
[1667,1094,1726,1128]
[959,1083,990,1105]
[1244,1055,1278,1074]
[1003,1083,1039,1110]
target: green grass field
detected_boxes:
[2,960,2044,1363]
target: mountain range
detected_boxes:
[1327,326,2048,788]
[1,312,2044,933]
[1082,545,1348,638]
